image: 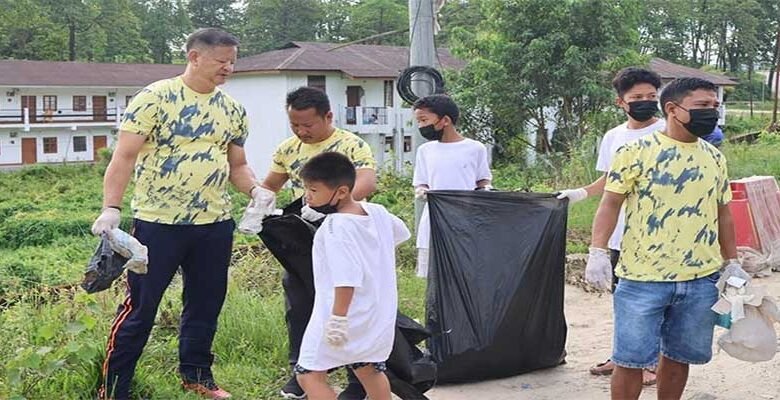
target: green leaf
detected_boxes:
[20,352,42,369]
[78,313,97,330]
[36,324,56,340]
[35,346,53,356]
[65,321,86,334]
[8,367,22,386]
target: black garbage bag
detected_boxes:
[426,190,568,383]
[259,200,436,398]
[81,233,129,294]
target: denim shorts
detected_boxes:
[612,272,720,369]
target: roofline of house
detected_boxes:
[0,84,150,89]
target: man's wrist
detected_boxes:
[103,205,122,212]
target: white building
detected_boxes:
[0,60,182,166]
[0,43,464,175]
[225,41,464,177]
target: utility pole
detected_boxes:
[408,0,437,227]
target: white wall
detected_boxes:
[221,74,290,178]
[0,131,22,164]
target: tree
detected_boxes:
[448,0,644,154]
[343,0,408,45]
[188,0,243,31]
[39,0,102,61]
[0,0,67,60]
[135,0,191,63]
[242,0,322,53]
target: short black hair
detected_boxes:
[413,94,460,125]
[659,77,718,117]
[612,67,662,98]
[286,87,331,117]
[185,28,240,52]
[300,152,356,190]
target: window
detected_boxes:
[43,137,58,154]
[43,95,57,111]
[404,136,412,152]
[307,75,326,92]
[384,136,394,152]
[384,80,394,107]
[73,136,87,152]
[73,96,87,112]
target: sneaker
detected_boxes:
[280,375,306,399]
[182,379,232,400]
[337,382,367,400]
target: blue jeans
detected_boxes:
[612,272,720,369]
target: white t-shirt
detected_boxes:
[413,138,493,249]
[298,202,411,371]
[596,118,666,250]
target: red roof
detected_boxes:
[235,41,465,78]
[649,58,738,86]
[0,60,184,87]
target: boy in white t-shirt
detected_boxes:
[556,67,664,384]
[295,152,410,400]
[412,94,493,277]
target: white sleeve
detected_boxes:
[595,132,614,173]
[390,214,411,246]
[412,146,428,187]
[476,142,492,181]
[323,220,364,288]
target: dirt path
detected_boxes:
[425,273,780,400]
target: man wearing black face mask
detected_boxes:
[588,77,747,399]
[557,67,664,384]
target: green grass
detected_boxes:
[2,139,780,399]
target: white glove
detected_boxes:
[722,259,751,283]
[415,187,429,200]
[586,247,613,290]
[238,186,276,234]
[250,186,276,214]
[325,314,349,347]
[556,188,588,205]
[300,204,326,222]
[91,208,121,235]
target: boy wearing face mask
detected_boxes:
[411,94,493,277]
[295,152,410,400]
[557,67,663,384]
[587,77,748,399]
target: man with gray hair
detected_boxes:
[93,28,260,400]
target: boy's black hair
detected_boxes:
[185,28,240,52]
[611,67,662,98]
[659,77,718,117]
[300,152,356,190]
[412,94,460,125]
[286,87,331,117]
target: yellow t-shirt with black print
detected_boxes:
[605,131,732,282]
[120,77,249,225]
[270,128,376,198]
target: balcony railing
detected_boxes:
[0,107,123,130]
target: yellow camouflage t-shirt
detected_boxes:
[605,131,732,282]
[120,77,249,225]
[270,128,376,198]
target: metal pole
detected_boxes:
[409,0,437,228]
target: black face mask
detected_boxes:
[627,100,658,122]
[309,190,340,215]
[419,120,444,141]
[674,104,719,138]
